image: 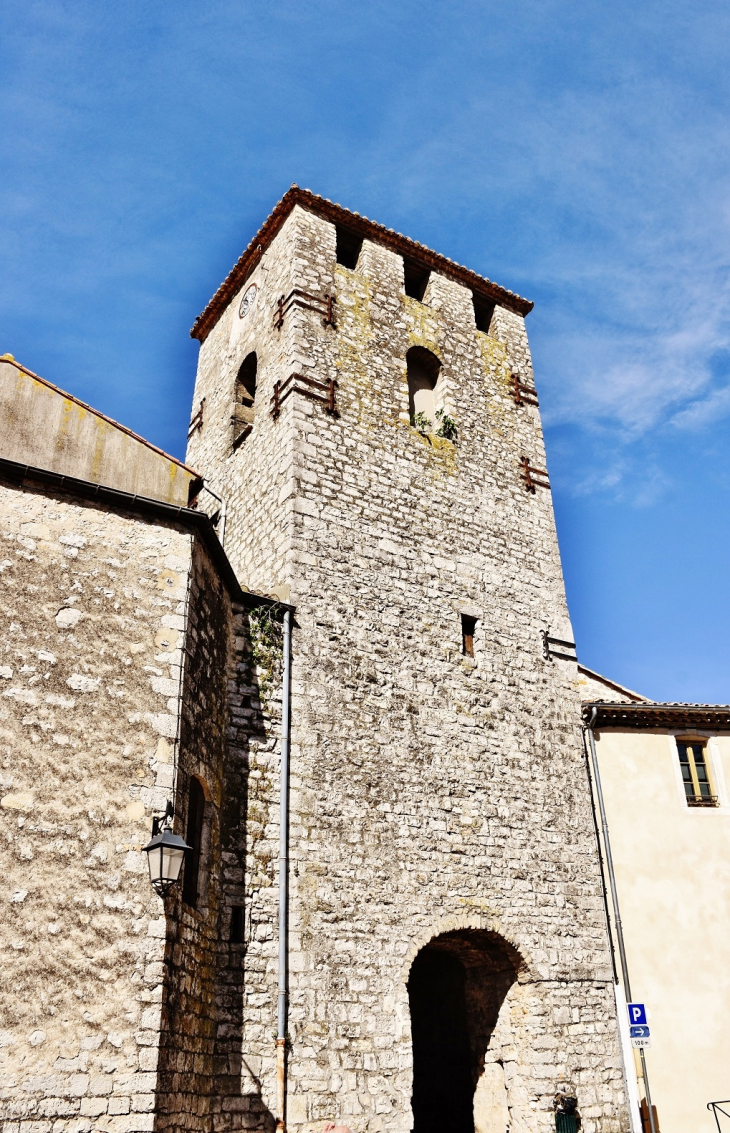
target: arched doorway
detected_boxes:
[407,930,520,1133]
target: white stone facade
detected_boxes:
[0,477,256,1133]
[186,199,630,1132]
[0,484,191,1132]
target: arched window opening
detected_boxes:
[335,225,363,269]
[232,352,257,448]
[407,347,442,426]
[472,292,496,334]
[408,931,520,1133]
[404,258,430,302]
[182,776,206,908]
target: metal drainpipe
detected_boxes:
[276,607,293,1133]
[585,707,657,1133]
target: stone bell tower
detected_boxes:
[186,187,629,1133]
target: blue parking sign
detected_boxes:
[628,1002,647,1026]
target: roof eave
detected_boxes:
[583,700,730,730]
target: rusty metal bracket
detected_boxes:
[709,1101,730,1133]
[511,373,539,406]
[187,398,205,439]
[273,289,337,332]
[271,373,338,420]
[542,629,577,663]
[520,455,550,492]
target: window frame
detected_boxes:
[675,736,718,808]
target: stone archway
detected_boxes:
[407,929,521,1133]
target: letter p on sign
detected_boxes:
[628,1003,647,1026]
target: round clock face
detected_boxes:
[239,284,257,320]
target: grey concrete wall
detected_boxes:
[187,203,629,1133]
[0,358,197,506]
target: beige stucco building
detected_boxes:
[579,666,730,1133]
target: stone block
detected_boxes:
[80,1097,109,1117]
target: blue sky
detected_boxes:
[3,0,730,701]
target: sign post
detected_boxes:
[630,1025,651,1049]
[627,1002,647,1026]
[627,1005,652,1049]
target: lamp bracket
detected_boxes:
[151,800,175,838]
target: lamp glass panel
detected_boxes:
[147,846,161,885]
[162,844,185,884]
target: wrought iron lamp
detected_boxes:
[142,801,190,896]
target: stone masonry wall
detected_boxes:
[212,602,285,1133]
[188,204,629,1133]
[0,476,197,1133]
[0,468,284,1133]
[187,208,304,600]
[153,536,234,1133]
[152,538,283,1133]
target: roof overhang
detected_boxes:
[191,185,534,343]
[583,701,730,731]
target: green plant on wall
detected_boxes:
[249,604,284,702]
[435,409,458,441]
[412,411,432,431]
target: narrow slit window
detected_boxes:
[230,906,244,944]
[403,259,430,301]
[335,226,363,269]
[182,776,206,907]
[677,740,717,807]
[472,292,496,334]
[461,615,477,658]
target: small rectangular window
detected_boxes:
[472,292,496,333]
[677,740,717,806]
[335,226,363,269]
[230,906,244,944]
[461,615,477,657]
[403,259,430,301]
